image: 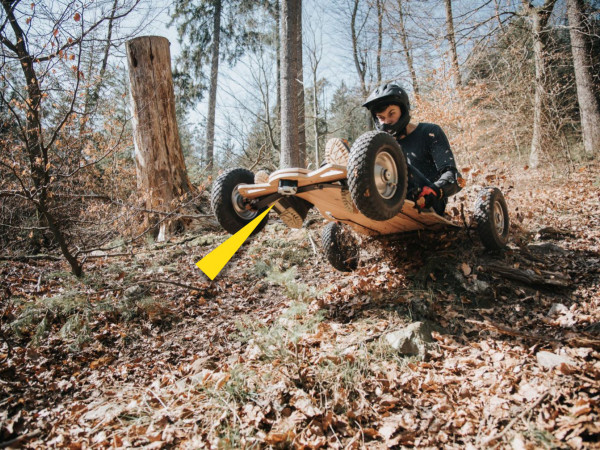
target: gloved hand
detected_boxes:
[414,185,442,211]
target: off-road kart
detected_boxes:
[211,131,510,271]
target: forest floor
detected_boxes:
[1,161,599,449]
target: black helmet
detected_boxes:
[363,83,410,137]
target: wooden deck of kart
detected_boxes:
[237,164,458,236]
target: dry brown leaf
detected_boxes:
[265,411,305,445]
[291,389,321,417]
[461,263,472,276]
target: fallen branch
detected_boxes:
[306,230,318,256]
[481,391,549,445]
[0,254,61,262]
[0,430,42,448]
[480,262,571,287]
[466,320,600,350]
[466,319,540,341]
[84,252,133,260]
[137,279,207,291]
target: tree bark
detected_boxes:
[567,0,600,155]
[523,0,557,168]
[275,0,281,140]
[312,70,320,168]
[396,0,419,94]
[444,0,462,87]
[279,0,303,168]
[376,0,383,84]
[126,36,195,241]
[205,0,222,173]
[295,1,306,168]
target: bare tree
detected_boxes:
[376,0,383,84]
[492,0,505,31]
[395,0,419,94]
[567,0,600,156]
[522,0,558,168]
[444,0,462,87]
[0,0,142,276]
[219,35,281,170]
[280,0,304,168]
[350,0,369,98]
[306,17,324,167]
[205,0,222,173]
[295,0,306,167]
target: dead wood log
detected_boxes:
[480,262,571,287]
[467,320,600,350]
[126,36,196,242]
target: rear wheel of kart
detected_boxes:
[474,187,509,251]
[321,222,359,272]
[347,131,408,221]
[211,168,269,235]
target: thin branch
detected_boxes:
[137,279,208,291]
[32,0,143,63]
[0,429,42,449]
[481,392,550,445]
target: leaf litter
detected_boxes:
[0,163,599,448]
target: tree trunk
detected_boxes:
[126,36,195,241]
[397,0,419,94]
[444,0,462,87]
[275,0,281,140]
[351,0,367,98]
[351,0,370,130]
[313,69,320,167]
[280,0,303,168]
[524,0,557,168]
[376,0,383,84]
[567,0,600,155]
[295,1,306,168]
[205,0,222,173]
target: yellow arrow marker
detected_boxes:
[196,205,273,280]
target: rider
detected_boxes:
[362,83,463,214]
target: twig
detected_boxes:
[460,203,474,244]
[466,319,545,342]
[306,230,318,256]
[147,389,168,410]
[463,320,600,350]
[480,263,571,288]
[85,252,132,260]
[481,391,549,445]
[0,254,61,262]
[0,430,42,448]
[137,279,206,291]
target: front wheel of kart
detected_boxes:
[474,187,509,251]
[347,131,408,221]
[322,222,359,272]
[211,168,269,235]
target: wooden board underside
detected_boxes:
[296,189,457,236]
[237,164,458,236]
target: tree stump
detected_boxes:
[126,36,195,241]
